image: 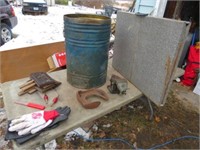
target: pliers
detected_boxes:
[38,90,59,107]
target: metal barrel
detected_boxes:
[64,14,111,89]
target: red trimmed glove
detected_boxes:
[8,110,59,135]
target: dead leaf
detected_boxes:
[164,116,168,120]
[129,133,136,140]
[137,128,140,132]
[99,131,106,138]
[123,121,128,125]
[155,116,161,123]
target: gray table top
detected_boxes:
[1,63,143,149]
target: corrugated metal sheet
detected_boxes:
[112,12,190,106]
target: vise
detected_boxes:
[107,74,128,95]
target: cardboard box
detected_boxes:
[47,51,67,72]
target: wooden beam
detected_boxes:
[0,41,65,83]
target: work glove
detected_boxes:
[5,106,71,144]
[8,109,59,136]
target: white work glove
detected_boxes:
[8,110,59,136]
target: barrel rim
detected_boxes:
[64,14,111,25]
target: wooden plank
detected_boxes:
[0,41,65,83]
[1,63,143,149]
[19,80,34,89]
[20,82,36,91]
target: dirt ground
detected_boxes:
[57,82,200,149]
[0,82,199,149]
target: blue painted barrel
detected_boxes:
[64,14,111,89]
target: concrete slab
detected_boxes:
[172,82,200,114]
[1,63,143,149]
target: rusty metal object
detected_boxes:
[107,74,128,95]
[76,89,109,109]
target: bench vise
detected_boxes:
[107,74,128,95]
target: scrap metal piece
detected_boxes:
[112,12,190,106]
[107,74,128,95]
[76,89,109,109]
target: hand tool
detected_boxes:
[43,94,48,103]
[38,92,49,104]
[50,97,59,107]
[14,101,46,110]
[107,74,128,95]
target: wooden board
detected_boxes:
[0,41,65,83]
[1,63,143,149]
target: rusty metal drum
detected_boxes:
[64,14,111,89]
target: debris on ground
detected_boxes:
[65,127,92,141]
[44,139,57,150]
[0,109,12,150]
